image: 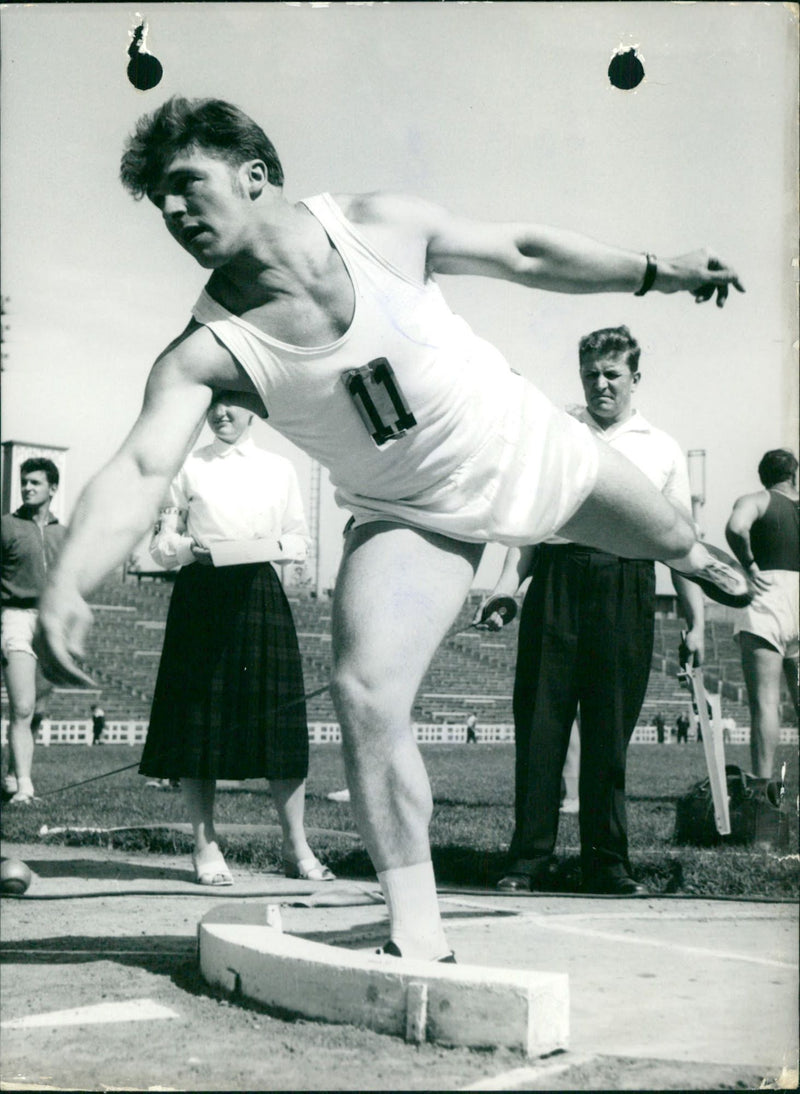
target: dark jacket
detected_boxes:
[1,507,68,608]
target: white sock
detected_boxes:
[377,861,450,961]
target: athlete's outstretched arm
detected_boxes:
[33,334,228,686]
[422,204,744,307]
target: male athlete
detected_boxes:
[36,97,749,962]
[725,449,799,777]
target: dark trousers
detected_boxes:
[509,544,655,872]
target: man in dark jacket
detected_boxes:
[2,458,67,802]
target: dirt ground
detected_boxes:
[1,841,796,1092]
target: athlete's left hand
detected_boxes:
[659,250,745,308]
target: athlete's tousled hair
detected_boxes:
[120,96,284,200]
[20,457,60,487]
[757,449,798,488]
[579,326,641,373]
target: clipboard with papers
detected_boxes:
[208,538,284,567]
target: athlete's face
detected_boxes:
[149,149,256,268]
[579,352,639,428]
[20,470,56,510]
[206,399,252,445]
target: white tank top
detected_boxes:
[192,194,598,543]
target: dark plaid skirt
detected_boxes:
[139,562,308,780]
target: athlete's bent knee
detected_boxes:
[330,666,407,731]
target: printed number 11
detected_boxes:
[344,358,417,446]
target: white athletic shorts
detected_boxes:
[734,571,799,659]
[344,374,600,546]
[1,607,39,661]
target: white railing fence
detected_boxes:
[1,719,798,747]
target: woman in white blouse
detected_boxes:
[142,393,334,886]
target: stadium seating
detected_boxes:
[2,575,796,732]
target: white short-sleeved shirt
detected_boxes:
[150,433,309,569]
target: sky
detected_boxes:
[1,2,798,590]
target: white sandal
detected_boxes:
[192,850,233,887]
[284,856,336,882]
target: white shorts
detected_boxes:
[734,571,799,659]
[343,374,600,546]
[1,607,39,661]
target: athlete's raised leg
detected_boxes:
[559,442,751,607]
[330,521,483,959]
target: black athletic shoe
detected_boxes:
[376,940,457,963]
[671,543,752,609]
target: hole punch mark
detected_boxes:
[608,47,645,91]
[127,17,163,91]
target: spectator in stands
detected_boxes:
[141,393,335,886]
[725,449,799,778]
[482,327,706,896]
[465,712,478,744]
[91,703,106,745]
[1,458,67,803]
[654,711,666,744]
[721,716,736,745]
[676,711,690,744]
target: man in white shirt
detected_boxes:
[486,327,705,896]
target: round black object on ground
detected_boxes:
[1,857,32,896]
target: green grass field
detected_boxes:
[1,742,797,899]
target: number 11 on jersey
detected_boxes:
[343,358,418,446]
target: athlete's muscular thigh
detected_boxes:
[332,522,483,705]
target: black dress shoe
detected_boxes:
[496,858,552,893]
[496,874,533,892]
[583,864,648,896]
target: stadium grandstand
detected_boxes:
[2,569,797,749]
[2,442,796,749]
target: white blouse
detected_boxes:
[150,433,309,569]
